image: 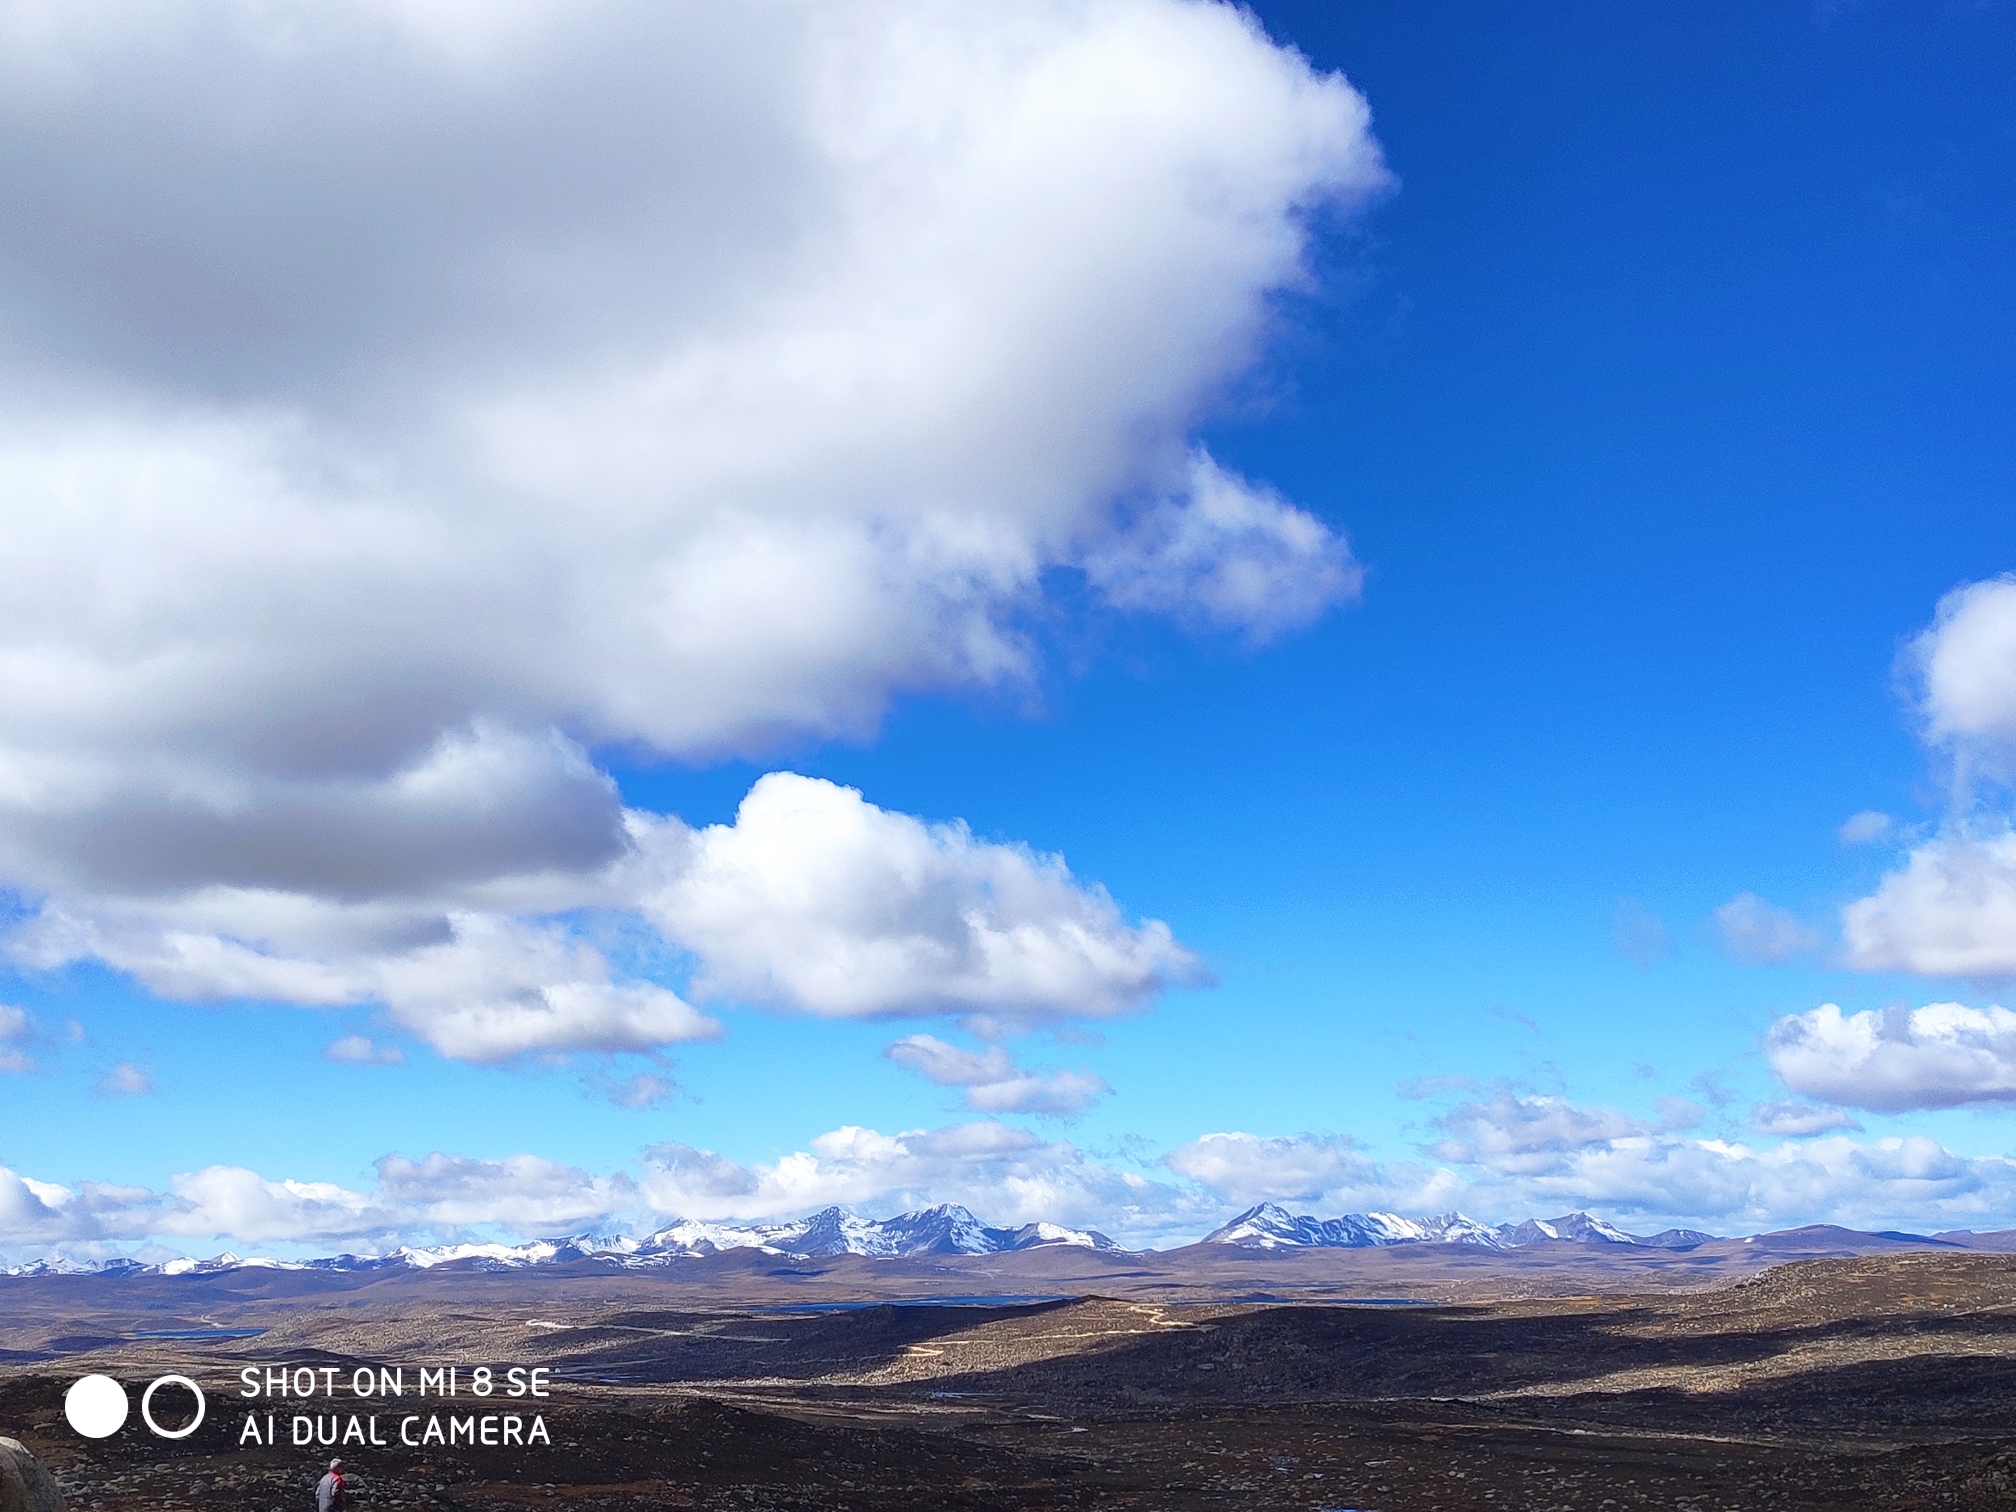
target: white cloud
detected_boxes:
[323,1034,405,1066]
[14,1097,2016,1258]
[160,1166,394,1245]
[1831,582,2016,977]
[1841,830,2016,976]
[639,1122,1199,1240]
[1714,891,1822,965]
[0,1,1378,1050]
[1840,810,1893,845]
[885,1032,1110,1116]
[1426,1091,2016,1231]
[1427,1090,1650,1174]
[109,1153,633,1247]
[17,899,723,1063]
[1169,1101,2016,1235]
[0,1130,1212,1256]
[636,773,1203,1021]
[1767,1001,2016,1112]
[372,1153,637,1233]
[11,774,1189,1058]
[1162,1131,1399,1205]
[1492,1131,2016,1234]
[1910,575,2016,782]
[638,1144,759,1203]
[0,1150,637,1255]
[393,974,714,1065]
[1835,579,2016,977]
[1163,1084,2016,1234]
[0,1167,162,1249]
[96,1061,153,1097]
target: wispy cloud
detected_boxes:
[586,1071,678,1111]
[96,1062,154,1097]
[1714,892,1822,965]
[886,1033,1110,1117]
[323,1035,405,1066]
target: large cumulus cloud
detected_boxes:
[13,774,1197,1059]
[635,773,1202,1023]
[0,0,1384,1053]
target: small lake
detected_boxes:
[758,1294,1074,1313]
[128,1328,269,1340]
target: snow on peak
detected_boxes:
[633,1205,1120,1259]
[1203,1206,1666,1250]
[1202,1205,1501,1249]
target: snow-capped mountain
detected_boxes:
[631,1204,1125,1260]
[0,1256,152,1278]
[1203,1204,1506,1249]
[1496,1212,1638,1246]
[159,1251,304,1275]
[0,1205,1719,1277]
[0,1204,1124,1277]
[1202,1203,1715,1251]
[358,1206,1123,1269]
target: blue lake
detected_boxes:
[129,1328,269,1340]
[758,1294,1074,1313]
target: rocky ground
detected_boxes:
[6,1251,2016,1509]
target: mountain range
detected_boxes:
[2,1201,1977,1277]
[1200,1203,1718,1251]
[0,1203,1124,1277]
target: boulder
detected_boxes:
[0,1438,64,1512]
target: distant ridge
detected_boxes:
[632,1204,1125,1263]
[10,1203,2013,1278]
[1201,1203,1717,1252]
[0,1203,1125,1277]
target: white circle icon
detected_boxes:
[139,1375,205,1440]
[64,1375,128,1439]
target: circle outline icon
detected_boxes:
[139,1374,206,1440]
[64,1375,129,1439]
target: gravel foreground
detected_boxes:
[5,1252,2016,1510]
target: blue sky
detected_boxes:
[3,0,2016,1258]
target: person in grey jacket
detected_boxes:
[315,1459,346,1512]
